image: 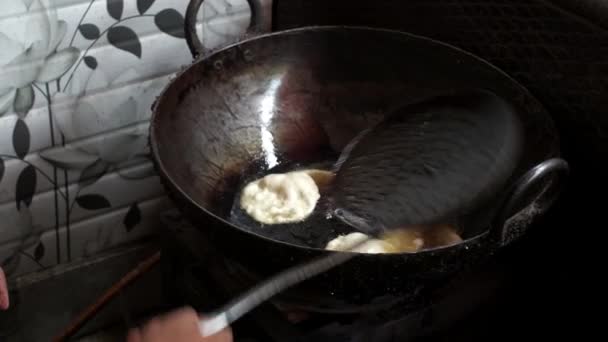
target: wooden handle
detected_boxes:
[52,251,161,342]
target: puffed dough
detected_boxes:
[325,232,393,254]
[326,225,463,254]
[240,171,321,225]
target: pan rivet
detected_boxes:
[214,60,224,70]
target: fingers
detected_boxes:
[140,317,164,338]
[126,328,142,342]
[199,315,233,342]
[127,307,233,342]
[207,325,233,342]
[161,307,199,325]
[0,267,9,311]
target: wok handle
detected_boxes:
[492,158,569,245]
[185,0,272,59]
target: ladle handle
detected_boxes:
[185,0,272,59]
[493,157,569,245]
[197,245,363,337]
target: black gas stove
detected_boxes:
[157,209,551,342]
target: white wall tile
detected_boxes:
[0,0,265,278]
[0,195,170,276]
[0,162,163,243]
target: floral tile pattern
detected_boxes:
[0,0,253,278]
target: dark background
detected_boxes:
[274,0,602,339]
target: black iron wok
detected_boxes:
[149,0,568,313]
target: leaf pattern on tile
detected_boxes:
[123,203,142,232]
[79,159,109,187]
[108,26,142,58]
[79,24,101,40]
[15,165,36,210]
[155,9,186,39]
[107,0,124,20]
[37,47,81,83]
[39,147,99,169]
[14,86,35,117]
[138,0,156,15]
[0,0,79,118]
[76,194,112,210]
[117,160,156,180]
[0,158,4,183]
[34,242,45,261]
[84,56,98,69]
[12,119,30,159]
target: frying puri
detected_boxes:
[325,224,463,254]
[239,169,335,225]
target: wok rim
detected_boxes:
[149,25,559,255]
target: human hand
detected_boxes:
[0,267,9,310]
[126,307,232,342]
